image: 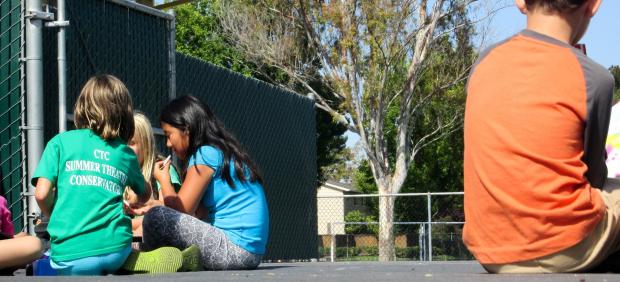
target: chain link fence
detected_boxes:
[42,0,173,144]
[317,192,472,262]
[0,0,25,232]
[2,0,318,261]
[176,53,317,261]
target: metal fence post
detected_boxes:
[55,0,68,132]
[418,223,426,261]
[24,0,47,235]
[329,222,335,262]
[167,11,176,102]
[317,192,465,262]
[21,0,28,233]
[427,193,432,262]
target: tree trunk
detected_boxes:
[378,192,396,261]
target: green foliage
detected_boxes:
[319,246,418,260]
[359,246,379,257]
[175,0,348,185]
[351,6,472,231]
[354,82,466,229]
[174,0,254,76]
[353,161,379,215]
[610,65,620,102]
[431,226,473,260]
[395,247,418,259]
[354,125,465,233]
[320,147,353,182]
[218,1,478,260]
[316,111,348,184]
[344,210,379,235]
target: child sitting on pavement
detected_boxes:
[463,0,618,273]
[0,195,43,275]
[31,74,155,275]
[125,112,182,238]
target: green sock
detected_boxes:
[180,245,202,272]
[122,246,183,274]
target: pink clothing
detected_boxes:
[0,196,14,236]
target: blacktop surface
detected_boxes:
[3,261,620,281]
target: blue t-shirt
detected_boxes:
[188,145,269,255]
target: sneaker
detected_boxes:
[180,245,202,272]
[122,246,182,274]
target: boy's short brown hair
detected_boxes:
[525,0,587,12]
[74,74,135,142]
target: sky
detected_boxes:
[491,0,620,69]
[151,0,619,147]
[345,0,620,148]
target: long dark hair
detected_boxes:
[160,95,263,186]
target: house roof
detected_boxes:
[321,180,360,193]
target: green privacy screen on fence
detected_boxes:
[0,0,24,232]
[43,0,172,139]
[35,0,317,260]
[176,53,318,260]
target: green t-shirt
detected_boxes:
[31,129,144,262]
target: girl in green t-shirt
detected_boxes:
[125,112,182,237]
[32,75,153,275]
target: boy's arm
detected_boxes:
[34,178,55,218]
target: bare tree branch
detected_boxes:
[218,0,498,261]
[411,113,462,162]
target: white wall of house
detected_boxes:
[317,186,346,235]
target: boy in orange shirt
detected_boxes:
[463,0,619,273]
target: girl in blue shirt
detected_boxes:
[133,95,269,270]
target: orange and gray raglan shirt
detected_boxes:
[463,30,615,264]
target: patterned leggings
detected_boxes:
[142,206,262,270]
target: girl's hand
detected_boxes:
[123,187,139,206]
[123,187,155,215]
[152,160,171,184]
[123,188,137,215]
[127,199,163,216]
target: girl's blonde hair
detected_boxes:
[132,112,157,186]
[74,74,134,142]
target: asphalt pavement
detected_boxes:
[5,260,620,281]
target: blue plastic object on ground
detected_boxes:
[33,256,57,276]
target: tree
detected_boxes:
[321,147,353,182]
[610,65,620,102]
[353,76,467,233]
[174,0,348,185]
[220,0,494,260]
[175,1,255,76]
[322,141,366,183]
